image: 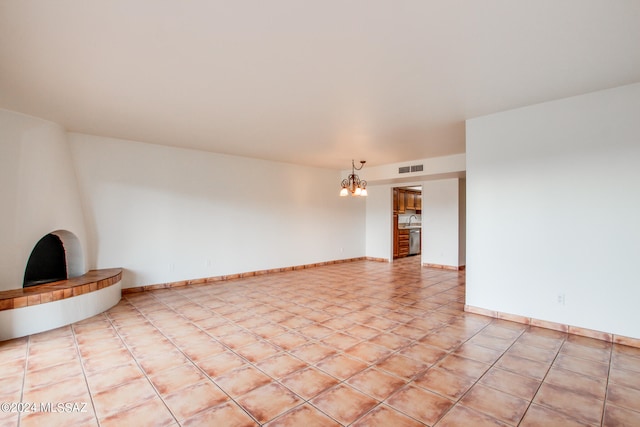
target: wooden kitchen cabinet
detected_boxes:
[397,229,410,258]
[393,188,399,213]
[393,214,399,258]
[394,188,421,213]
[393,187,422,259]
[406,192,415,210]
[397,189,406,214]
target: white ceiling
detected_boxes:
[1,1,639,170]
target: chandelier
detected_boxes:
[340,160,367,197]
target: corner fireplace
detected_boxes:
[0,229,122,341]
[23,233,68,287]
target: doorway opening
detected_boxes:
[392,186,422,260]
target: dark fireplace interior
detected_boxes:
[23,234,68,287]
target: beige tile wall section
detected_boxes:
[465,304,640,349]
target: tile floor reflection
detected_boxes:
[1,257,639,426]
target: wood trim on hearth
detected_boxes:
[0,269,122,312]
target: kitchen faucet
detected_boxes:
[408,215,418,226]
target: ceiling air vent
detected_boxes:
[399,164,424,174]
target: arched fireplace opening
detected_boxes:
[23,233,68,287]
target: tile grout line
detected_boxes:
[303,268,464,424]
[161,265,462,425]
[405,317,530,426]
[16,335,29,427]
[292,272,466,425]
[124,292,263,426]
[174,290,361,426]
[299,269,467,425]
[324,279,481,426]
[119,260,604,426]
[10,258,640,425]
[600,342,614,426]
[514,332,568,426]
[70,320,102,427]
[101,299,181,426]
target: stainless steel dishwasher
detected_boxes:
[409,229,420,255]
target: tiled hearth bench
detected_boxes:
[0,269,122,341]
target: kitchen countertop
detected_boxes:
[398,224,421,229]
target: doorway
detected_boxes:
[392,186,422,260]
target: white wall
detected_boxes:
[459,178,466,266]
[365,179,464,266]
[422,179,461,268]
[365,184,393,260]
[0,109,87,291]
[362,153,466,264]
[361,154,465,183]
[69,134,365,288]
[466,83,640,339]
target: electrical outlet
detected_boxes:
[557,293,565,305]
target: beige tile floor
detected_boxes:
[1,257,640,426]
